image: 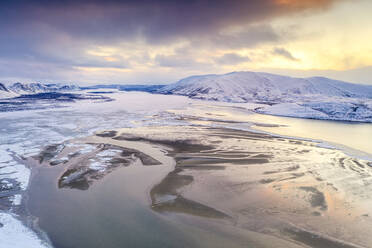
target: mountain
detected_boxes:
[82,84,165,93]
[0,82,79,99]
[158,71,372,122]
[8,82,79,95]
[159,71,372,102]
[0,83,8,92]
[0,83,18,99]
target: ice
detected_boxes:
[256,103,329,119]
[79,144,96,154]
[0,161,30,190]
[0,91,190,204]
[11,195,22,206]
[88,149,123,171]
[89,161,106,171]
[96,149,121,157]
[0,151,13,163]
[0,213,51,248]
[0,89,371,246]
[0,92,191,246]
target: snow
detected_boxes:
[7,82,78,95]
[255,98,372,122]
[161,71,372,101]
[255,103,329,119]
[0,161,31,190]
[88,149,123,171]
[0,148,31,191]
[0,82,79,100]
[89,161,106,171]
[0,91,192,247]
[96,149,121,157]
[159,71,372,122]
[0,88,369,246]
[0,91,17,99]
[0,213,51,248]
[66,143,96,154]
[11,195,22,206]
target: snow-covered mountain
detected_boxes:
[0,83,8,92]
[0,83,18,99]
[159,71,372,102]
[0,82,79,99]
[158,71,372,122]
[8,82,79,95]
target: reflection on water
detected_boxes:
[28,155,285,248]
[167,102,371,159]
[248,114,372,159]
[29,165,199,248]
[24,95,372,248]
[27,136,279,248]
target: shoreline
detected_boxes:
[167,101,372,160]
[21,121,372,247]
[114,125,372,247]
[23,125,368,247]
[1,91,371,247]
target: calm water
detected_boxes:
[25,97,372,247]
[249,114,372,160]
[27,157,262,248]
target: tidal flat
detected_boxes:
[27,122,372,248]
[2,92,371,248]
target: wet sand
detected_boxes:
[26,128,313,248]
[112,125,372,248]
[26,123,372,248]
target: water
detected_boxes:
[28,164,196,248]
[248,114,372,159]
[21,93,372,247]
[27,153,265,248]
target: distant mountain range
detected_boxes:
[1,72,372,122]
[0,82,79,99]
[0,83,115,112]
[81,84,164,92]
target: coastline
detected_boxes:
[1,92,371,247]
[129,126,371,247]
[24,123,372,247]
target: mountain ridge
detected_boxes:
[159,71,372,102]
[2,72,372,122]
[0,82,79,99]
[157,71,372,122]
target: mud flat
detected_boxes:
[113,125,372,248]
[27,130,302,248]
[25,124,372,248]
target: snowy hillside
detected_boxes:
[0,82,79,99]
[158,71,372,122]
[159,71,372,102]
[0,83,18,99]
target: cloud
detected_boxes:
[272,47,299,61]
[0,0,343,82]
[209,24,281,49]
[265,66,372,85]
[0,0,341,44]
[155,54,210,69]
[215,53,251,65]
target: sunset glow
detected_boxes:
[0,0,371,85]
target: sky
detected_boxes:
[0,0,372,85]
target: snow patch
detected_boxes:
[0,213,51,248]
